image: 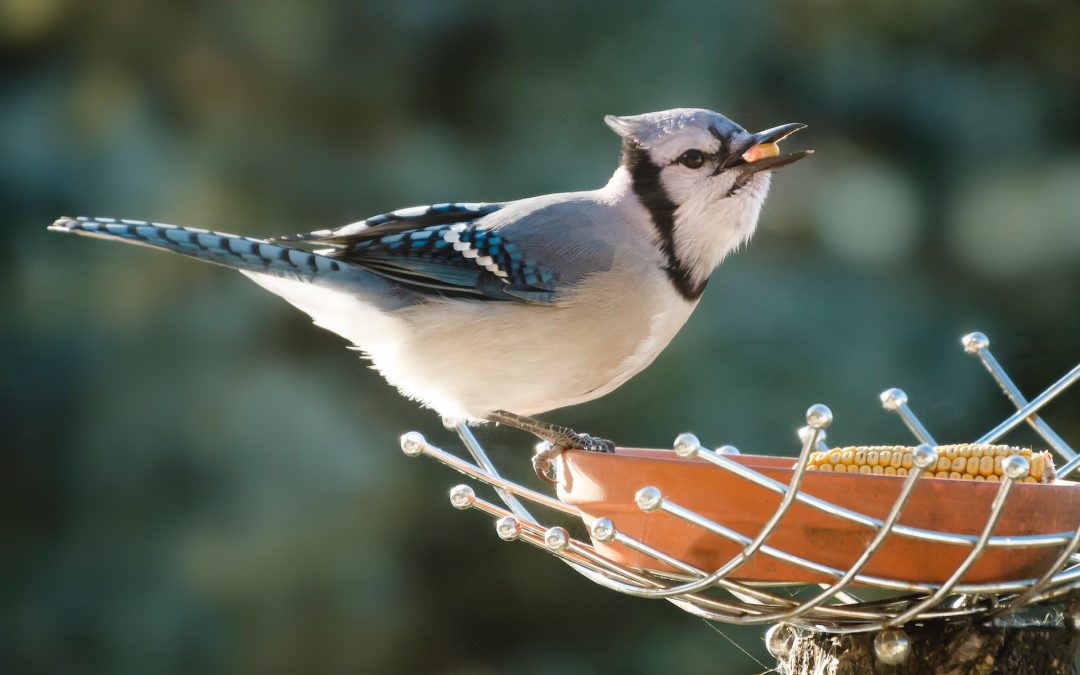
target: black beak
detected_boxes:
[724,123,813,175]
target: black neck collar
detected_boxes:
[622,141,708,301]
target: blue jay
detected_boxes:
[50,108,810,475]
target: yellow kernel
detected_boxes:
[944,447,958,460]
[810,451,827,465]
[890,451,903,468]
[897,467,908,477]
[841,450,854,465]
[979,455,995,477]
[833,464,847,474]
[867,451,879,467]
[936,457,951,473]
[828,450,842,464]
[885,466,897,476]
[1022,476,1037,484]
[1021,448,1033,457]
[872,465,883,475]
[859,465,872,475]
[951,457,966,472]
[965,457,980,476]
[988,474,1000,482]
[995,446,1009,457]
[819,464,834,472]
[902,453,913,469]
[1031,455,1045,482]
[855,450,867,466]
[879,450,891,467]
[959,445,971,458]
[949,471,962,480]
[974,475,985,481]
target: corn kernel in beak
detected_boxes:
[742,142,780,163]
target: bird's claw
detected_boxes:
[531,432,614,483]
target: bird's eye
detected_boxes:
[677,149,705,169]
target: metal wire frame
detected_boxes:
[401,332,1080,632]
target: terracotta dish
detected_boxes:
[557,448,1080,585]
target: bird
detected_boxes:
[49,108,811,478]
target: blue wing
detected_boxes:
[275,202,506,245]
[276,203,557,303]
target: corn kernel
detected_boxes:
[965,457,980,476]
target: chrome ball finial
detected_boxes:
[635,486,663,512]
[880,388,908,412]
[400,431,426,457]
[873,628,911,665]
[673,432,701,458]
[961,332,990,354]
[591,518,616,542]
[1002,454,1030,481]
[912,444,939,470]
[440,416,463,430]
[495,516,521,541]
[544,527,569,551]
[805,404,833,430]
[448,484,475,510]
[717,444,741,455]
[765,623,796,659]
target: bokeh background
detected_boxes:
[4,1,1080,673]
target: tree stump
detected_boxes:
[774,618,1079,674]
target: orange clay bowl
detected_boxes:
[556,448,1080,585]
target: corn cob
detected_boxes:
[806,444,1055,483]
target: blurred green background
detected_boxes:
[3,1,1080,673]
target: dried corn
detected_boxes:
[805,444,1055,483]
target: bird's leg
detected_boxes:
[486,410,615,483]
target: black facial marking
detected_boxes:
[622,141,708,301]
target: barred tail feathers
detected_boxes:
[49,216,351,279]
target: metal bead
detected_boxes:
[495,516,521,541]
[673,432,701,458]
[400,431,427,457]
[1002,454,1030,480]
[635,486,663,511]
[717,444,741,455]
[591,518,616,542]
[1066,601,1080,632]
[912,444,939,470]
[805,404,833,430]
[449,484,475,509]
[765,623,796,659]
[873,628,911,666]
[544,526,569,551]
[441,416,463,430]
[961,331,990,354]
[880,388,908,412]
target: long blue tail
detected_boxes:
[49,216,355,279]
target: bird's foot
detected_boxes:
[531,431,615,483]
[487,410,615,483]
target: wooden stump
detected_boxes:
[774,619,1078,674]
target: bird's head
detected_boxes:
[606,108,811,299]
